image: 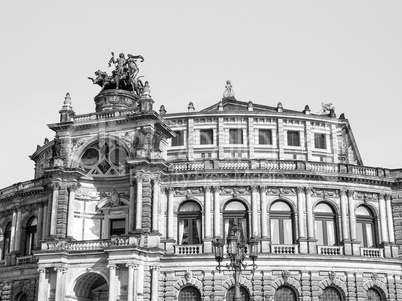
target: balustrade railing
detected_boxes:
[361,248,383,258]
[44,236,135,251]
[271,244,299,254]
[174,244,203,255]
[317,245,343,256]
[16,255,36,265]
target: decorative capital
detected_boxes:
[258,186,267,193]
[250,185,258,193]
[167,187,175,194]
[305,187,313,194]
[54,267,67,274]
[385,194,392,201]
[347,190,354,198]
[212,186,220,193]
[339,189,347,197]
[68,183,78,193]
[38,268,46,274]
[107,264,117,270]
[296,187,303,194]
[378,193,385,200]
[51,182,60,191]
[203,186,211,193]
[126,263,137,270]
[150,265,160,271]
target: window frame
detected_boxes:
[314,133,327,149]
[275,285,298,301]
[229,129,244,145]
[25,217,38,256]
[270,201,294,245]
[287,131,300,147]
[178,286,201,301]
[314,203,338,246]
[223,201,249,243]
[109,218,126,236]
[258,129,272,145]
[356,206,377,248]
[199,129,214,145]
[172,130,185,147]
[2,222,11,260]
[177,201,202,245]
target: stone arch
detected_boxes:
[173,278,203,297]
[12,279,35,301]
[222,276,253,296]
[271,277,302,297]
[69,134,131,168]
[312,198,341,216]
[355,201,380,219]
[318,277,347,299]
[174,198,204,214]
[268,197,297,213]
[363,280,388,299]
[221,197,250,212]
[66,270,109,298]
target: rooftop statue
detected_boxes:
[318,102,335,115]
[223,80,235,98]
[88,52,147,97]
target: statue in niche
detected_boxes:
[52,137,62,157]
[130,127,147,158]
[223,80,235,98]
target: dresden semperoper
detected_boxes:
[1,53,402,301]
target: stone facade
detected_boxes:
[0,87,402,301]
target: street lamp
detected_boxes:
[212,220,259,301]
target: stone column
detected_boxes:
[348,190,357,241]
[152,178,160,232]
[213,186,221,237]
[259,186,268,238]
[150,266,159,301]
[204,186,212,238]
[42,201,49,240]
[67,184,77,238]
[340,189,349,241]
[305,188,314,239]
[251,186,259,236]
[159,187,166,238]
[136,174,143,231]
[133,265,139,299]
[37,268,48,300]
[36,203,44,247]
[50,182,60,236]
[379,193,389,244]
[9,209,17,252]
[126,264,135,301]
[108,264,117,301]
[167,187,174,239]
[136,264,144,299]
[14,208,22,253]
[129,183,135,232]
[54,267,66,301]
[296,187,305,239]
[386,194,395,244]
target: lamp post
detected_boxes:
[212,220,259,301]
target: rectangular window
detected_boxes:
[271,219,280,244]
[315,220,324,245]
[287,131,300,146]
[110,218,126,236]
[200,129,213,145]
[258,129,272,145]
[172,131,184,146]
[229,129,243,144]
[314,133,326,149]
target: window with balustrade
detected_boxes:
[110,219,126,236]
[178,201,202,245]
[356,206,376,248]
[314,203,338,246]
[366,288,383,301]
[178,286,201,301]
[322,286,343,301]
[270,201,294,245]
[226,286,250,301]
[2,223,11,260]
[223,201,249,243]
[275,286,298,301]
[24,217,37,256]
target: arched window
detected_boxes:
[367,288,383,301]
[178,201,202,245]
[223,201,248,243]
[356,206,376,248]
[322,287,342,301]
[270,201,294,245]
[275,285,297,301]
[2,223,11,260]
[25,217,38,255]
[314,203,337,246]
[178,286,201,301]
[226,286,250,301]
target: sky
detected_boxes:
[0,1,401,188]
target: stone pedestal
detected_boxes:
[307,239,318,254]
[298,238,308,254]
[260,238,270,253]
[351,241,361,256]
[203,238,213,253]
[342,240,353,256]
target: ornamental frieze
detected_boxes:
[311,189,338,198]
[266,187,296,196]
[354,191,379,201]
[219,186,249,195]
[174,187,203,197]
[75,190,101,200]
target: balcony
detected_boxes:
[317,245,343,256]
[0,255,37,267]
[361,247,383,258]
[174,244,203,255]
[271,244,299,254]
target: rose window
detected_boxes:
[79,141,128,176]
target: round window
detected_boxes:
[81,148,100,166]
[109,148,127,167]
